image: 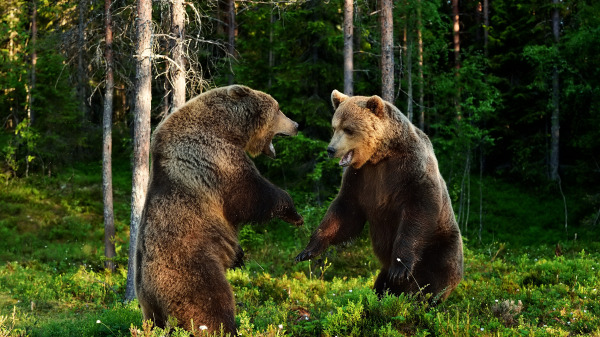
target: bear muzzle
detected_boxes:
[263,112,299,158]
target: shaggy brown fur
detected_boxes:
[135,85,303,334]
[296,90,463,302]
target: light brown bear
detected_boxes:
[134,85,304,334]
[295,90,463,302]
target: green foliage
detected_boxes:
[2,163,600,336]
[255,132,341,204]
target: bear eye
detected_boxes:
[343,128,354,136]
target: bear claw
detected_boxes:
[294,250,313,262]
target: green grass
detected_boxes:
[1,162,599,336]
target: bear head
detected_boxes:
[327,89,396,169]
[225,85,299,158]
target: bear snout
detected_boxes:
[327,146,336,158]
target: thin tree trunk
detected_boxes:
[78,0,88,120]
[380,0,394,103]
[126,0,153,301]
[227,0,235,85]
[483,0,489,57]
[24,0,37,178]
[268,11,274,89]
[103,0,116,273]
[343,0,353,96]
[28,0,37,126]
[417,0,425,130]
[550,0,560,181]
[406,36,413,122]
[170,0,186,110]
[6,1,17,129]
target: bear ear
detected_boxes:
[227,85,252,98]
[331,89,349,110]
[366,95,386,118]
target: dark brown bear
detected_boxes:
[296,90,463,302]
[134,85,304,335]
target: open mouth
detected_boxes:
[262,133,291,159]
[339,150,354,167]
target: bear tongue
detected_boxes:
[339,150,353,167]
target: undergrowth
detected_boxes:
[1,162,599,336]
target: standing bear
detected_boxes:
[296,90,463,302]
[135,85,304,334]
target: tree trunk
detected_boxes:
[268,11,274,89]
[227,0,235,85]
[343,0,353,96]
[406,36,413,122]
[170,0,186,110]
[417,0,425,130]
[483,0,489,57]
[23,0,37,178]
[77,0,88,120]
[125,0,153,301]
[380,0,394,103]
[103,0,116,273]
[550,0,560,181]
[28,0,37,126]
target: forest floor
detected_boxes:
[0,161,599,336]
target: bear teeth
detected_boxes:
[339,150,353,167]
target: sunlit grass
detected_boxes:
[1,162,599,336]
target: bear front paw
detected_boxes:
[282,211,304,227]
[389,257,414,282]
[294,249,315,262]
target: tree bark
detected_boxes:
[170,0,186,110]
[268,11,274,89]
[77,0,88,120]
[343,0,353,96]
[227,0,236,85]
[380,0,394,103]
[126,0,152,301]
[417,0,425,130]
[28,0,37,126]
[406,35,413,122]
[550,0,560,181]
[483,0,489,57]
[103,0,116,273]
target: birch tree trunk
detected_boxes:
[28,0,37,126]
[550,0,560,181]
[343,0,353,96]
[406,36,413,122]
[125,0,152,301]
[380,0,394,103]
[77,0,88,120]
[417,0,425,130]
[103,0,116,273]
[227,0,235,85]
[170,0,186,110]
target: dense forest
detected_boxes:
[3,0,599,209]
[1,0,600,336]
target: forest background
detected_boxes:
[1,0,599,336]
